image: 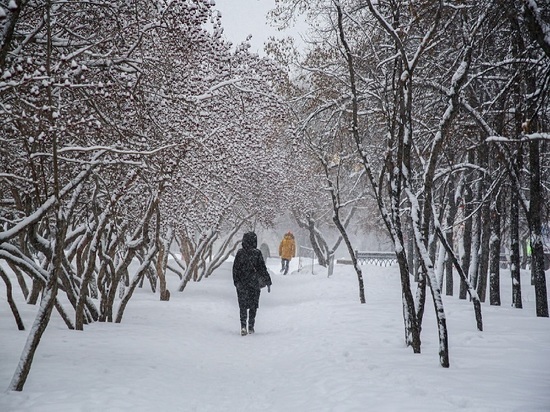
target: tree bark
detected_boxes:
[157,226,173,301]
[444,183,458,296]
[460,170,473,300]
[510,169,523,308]
[9,209,64,390]
[489,195,502,306]
[115,244,158,323]
[7,261,29,300]
[528,137,549,317]
[8,272,58,391]
[477,145,491,302]
[306,214,328,268]
[0,0,28,70]
[0,267,25,330]
[27,278,41,305]
[522,0,550,58]
[436,227,483,331]
[468,178,481,291]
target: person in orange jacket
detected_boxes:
[279,231,296,275]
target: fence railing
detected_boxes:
[354,250,397,267]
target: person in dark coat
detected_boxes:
[232,231,272,336]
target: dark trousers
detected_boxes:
[240,306,257,329]
[236,286,260,328]
[281,258,290,275]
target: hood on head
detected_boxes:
[242,231,257,250]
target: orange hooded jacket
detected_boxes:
[279,232,296,260]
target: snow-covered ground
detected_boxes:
[1,257,549,411]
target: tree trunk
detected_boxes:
[9,209,64,391]
[75,228,104,330]
[427,277,450,368]
[415,263,427,332]
[100,250,135,322]
[322,158,365,303]
[396,247,421,353]
[410,212,449,367]
[436,227,483,331]
[406,219,415,281]
[333,213,365,304]
[7,261,29,300]
[307,214,328,268]
[9,273,58,391]
[0,267,25,330]
[116,244,158,323]
[505,5,526,309]
[0,0,27,70]
[489,195,502,306]
[528,138,549,317]
[27,278,41,305]
[178,232,213,292]
[477,145,491,302]
[156,226,172,301]
[445,183,458,296]
[55,299,75,330]
[460,180,473,300]
[468,166,481,293]
[510,171,522,308]
[522,0,550,58]
[179,234,198,283]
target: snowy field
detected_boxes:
[1,257,549,412]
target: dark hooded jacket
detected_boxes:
[233,232,272,309]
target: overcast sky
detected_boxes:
[214,0,306,54]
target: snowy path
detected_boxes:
[1,259,549,411]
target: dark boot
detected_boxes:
[248,308,256,334]
[240,307,248,336]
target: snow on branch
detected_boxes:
[30,143,184,158]
[486,133,550,142]
[0,173,35,183]
[523,0,550,57]
[0,154,104,242]
[190,78,247,101]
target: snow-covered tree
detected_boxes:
[1,0,297,390]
